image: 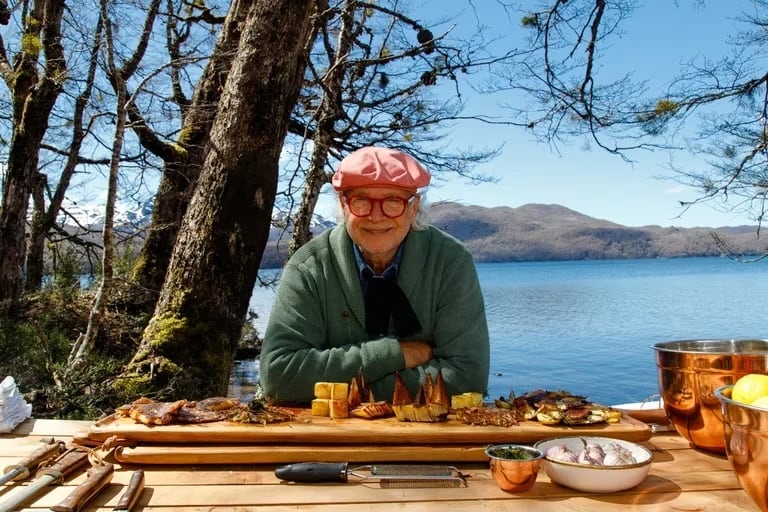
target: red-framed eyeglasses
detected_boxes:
[344,194,417,218]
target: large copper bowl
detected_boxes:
[716,385,768,512]
[651,339,768,454]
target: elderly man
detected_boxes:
[259,146,490,404]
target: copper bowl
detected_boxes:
[485,444,544,492]
[651,339,768,454]
[716,385,768,512]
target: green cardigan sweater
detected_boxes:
[259,224,490,404]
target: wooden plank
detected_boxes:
[19,492,759,512]
[0,437,67,457]
[2,461,756,511]
[1,462,740,491]
[112,433,724,466]
[85,412,650,445]
[113,443,491,464]
[23,476,758,510]
[5,419,90,438]
[651,449,732,473]
[26,463,741,489]
[642,432,696,451]
[4,420,759,512]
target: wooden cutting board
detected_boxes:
[85,410,651,446]
[112,443,492,464]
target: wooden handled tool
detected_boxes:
[50,462,114,512]
[0,439,65,486]
[0,448,90,512]
[112,469,145,512]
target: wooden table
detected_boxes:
[0,419,760,511]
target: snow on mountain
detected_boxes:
[61,197,337,234]
[61,198,155,228]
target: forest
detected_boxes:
[1,0,768,419]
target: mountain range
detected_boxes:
[61,199,768,267]
[260,202,768,268]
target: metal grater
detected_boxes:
[274,462,468,488]
[353,464,468,488]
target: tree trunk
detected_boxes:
[288,0,354,257]
[25,15,102,292]
[118,0,315,400]
[130,0,252,309]
[71,3,125,370]
[0,0,67,312]
[26,172,47,291]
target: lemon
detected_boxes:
[750,396,768,409]
[731,373,768,405]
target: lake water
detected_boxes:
[231,256,768,406]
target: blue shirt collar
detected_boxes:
[354,244,404,279]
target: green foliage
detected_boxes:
[42,356,124,420]
[654,99,679,115]
[0,293,126,418]
[1,244,263,415]
[636,98,680,136]
[0,318,57,392]
[238,310,262,355]
[6,238,262,408]
[144,312,194,353]
[45,245,89,295]
[20,33,42,56]
[521,14,539,28]
[1,267,149,419]
[170,142,189,158]
[113,245,142,279]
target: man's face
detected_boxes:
[340,186,419,266]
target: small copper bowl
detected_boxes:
[651,339,768,454]
[716,385,768,512]
[485,444,544,492]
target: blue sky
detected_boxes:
[379,1,754,228]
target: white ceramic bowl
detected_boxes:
[533,436,653,493]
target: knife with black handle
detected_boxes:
[275,462,350,483]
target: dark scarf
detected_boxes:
[362,266,421,338]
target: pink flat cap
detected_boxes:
[332,146,431,191]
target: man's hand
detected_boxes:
[399,340,433,369]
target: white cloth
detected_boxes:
[0,376,32,433]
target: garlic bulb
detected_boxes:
[602,443,637,465]
[544,439,639,467]
[580,442,605,464]
[577,449,601,465]
[546,444,579,463]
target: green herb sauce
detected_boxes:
[490,446,535,460]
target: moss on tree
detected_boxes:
[117,311,233,400]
